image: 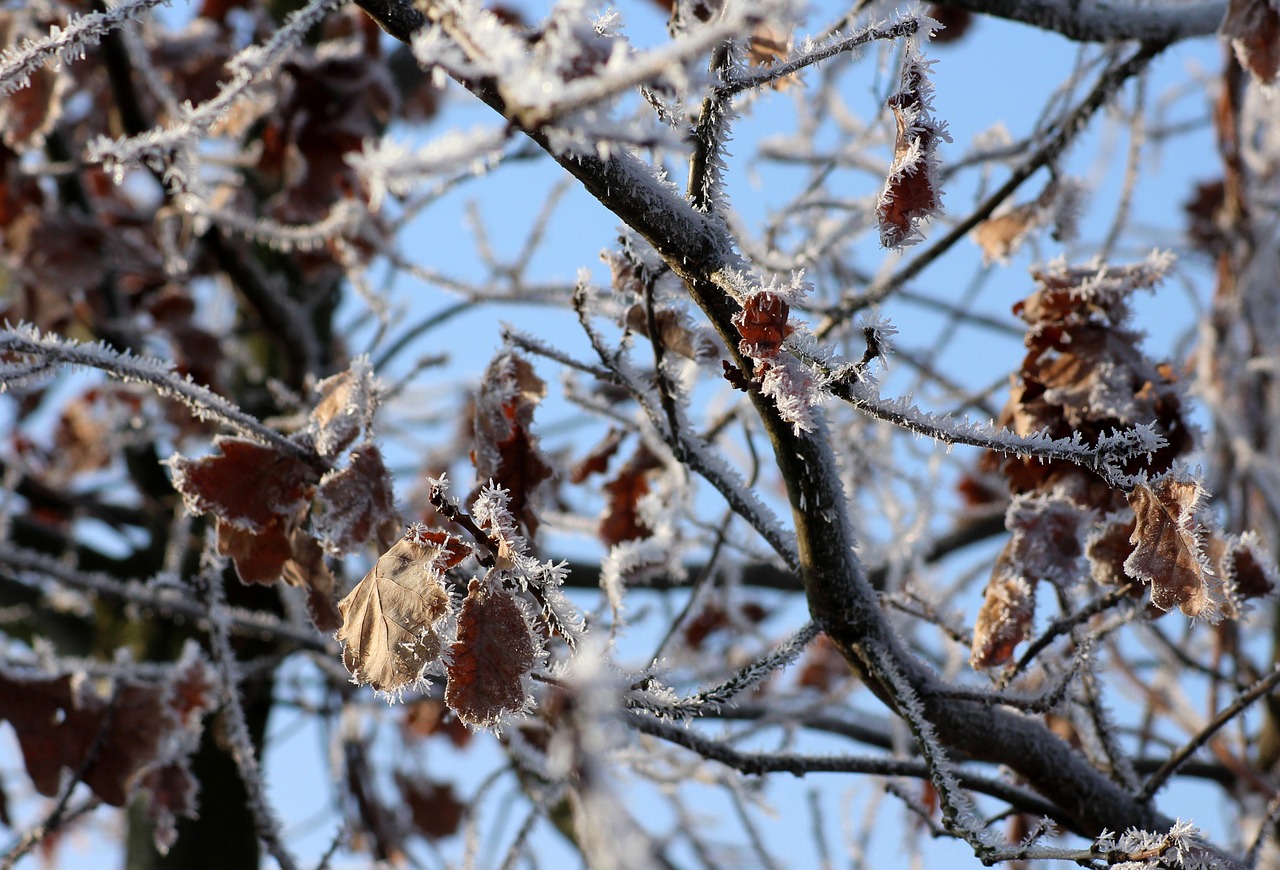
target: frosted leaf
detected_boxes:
[335,532,454,697]
[1125,471,1221,621]
[875,37,951,248]
[445,573,544,730]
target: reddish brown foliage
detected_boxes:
[396,774,466,840]
[732,292,792,358]
[445,577,539,728]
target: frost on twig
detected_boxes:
[0,323,312,464]
[0,0,169,98]
[87,0,343,186]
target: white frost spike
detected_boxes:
[348,127,510,211]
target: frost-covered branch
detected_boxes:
[0,324,316,466]
[0,0,168,98]
[628,712,1062,821]
[934,0,1224,43]
[87,0,343,183]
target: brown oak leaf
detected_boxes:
[396,773,466,840]
[168,436,317,532]
[1125,476,1218,618]
[312,444,399,554]
[445,576,540,729]
[336,533,454,694]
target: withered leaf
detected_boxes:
[216,516,293,585]
[569,428,625,484]
[970,542,1037,669]
[876,52,948,249]
[336,534,452,694]
[599,445,661,547]
[1006,493,1086,588]
[168,436,317,532]
[402,697,472,748]
[445,576,539,729]
[282,527,341,632]
[471,352,552,537]
[1086,516,1137,588]
[310,359,380,458]
[1222,0,1280,85]
[312,444,399,555]
[1126,477,1218,618]
[0,655,215,814]
[396,773,466,840]
[732,292,792,358]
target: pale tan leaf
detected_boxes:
[336,534,452,694]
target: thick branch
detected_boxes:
[932,0,1224,43]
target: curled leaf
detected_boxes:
[1125,475,1219,619]
[971,542,1036,669]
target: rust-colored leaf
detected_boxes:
[732,291,791,358]
[216,516,293,585]
[876,51,948,249]
[971,542,1037,669]
[336,533,453,694]
[1222,0,1280,85]
[402,697,472,748]
[796,634,852,692]
[445,576,539,729]
[0,655,214,815]
[599,445,661,547]
[471,352,553,537]
[282,527,341,632]
[1126,476,1218,618]
[396,773,466,840]
[569,428,625,484]
[1086,516,1137,588]
[168,436,317,532]
[313,444,399,554]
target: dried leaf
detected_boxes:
[312,444,399,554]
[970,542,1037,669]
[471,352,553,537]
[402,697,472,748]
[445,576,540,729]
[875,47,949,249]
[747,22,796,89]
[0,654,215,816]
[973,202,1038,265]
[396,773,466,840]
[216,516,293,585]
[282,527,341,632]
[1126,476,1218,618]
[1086,516,1137,588]
[1222,0,1280,84]
[599,445,661,547]
[1006,493,1086,588]
[624,304,714,361]
[569,428,625,484]
[732,291,792,358]
[168,437,317,532]
[336,534,453,694]
[310,359,380,458]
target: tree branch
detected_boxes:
[930,0,1224,43]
